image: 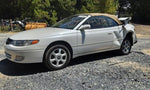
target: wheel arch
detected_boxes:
[43,40,73,61]
[124,31,133,46]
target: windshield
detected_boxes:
[52,15,87,29]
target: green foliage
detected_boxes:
[75,0,94,13]
[49,10,58,25]
[105,0,119,14]
[94,0,119,14]
[0,0,120,25]
[20,0,50,20]
[50,0,76,20]
[0,26,10,32]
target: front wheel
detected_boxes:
[120,38,132,55]
[44,45,71,70]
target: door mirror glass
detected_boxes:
[79,24,91,30]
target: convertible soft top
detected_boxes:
[79,13,122,25]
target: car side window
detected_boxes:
[83,16,109,29]
[104,16,118,27]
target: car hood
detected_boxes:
[10,27,71,40]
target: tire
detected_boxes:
[120,38,132,55]
[44,45,71,70]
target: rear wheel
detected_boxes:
[120,38,132,55]
[44,45,71,70]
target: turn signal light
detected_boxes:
[31,40,39,44]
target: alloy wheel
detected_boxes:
[49,48,67,67]
[121,40,131,54]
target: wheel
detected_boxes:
[44,45,71,70]
[120,38,132,55]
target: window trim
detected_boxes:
[83,16,108,29]
[77,15,121,30]
[101,16,119,27]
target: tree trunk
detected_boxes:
[1,19,4,31]
[10,19,13,31]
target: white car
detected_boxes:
[5,13,137,70]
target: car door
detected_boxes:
[104,16,124,48]
[76,16,116,54]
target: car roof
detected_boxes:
[78,13,122,25]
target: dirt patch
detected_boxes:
[0,31,16,34]
[0,73,13,87]
[134,24,150,35]
[136,34,150,39]
[0,73,10,79]
[110,60,150,73]
[134,24,150,38]
[142,49,150,56]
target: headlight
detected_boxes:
[6,39,39,46]
[14,40,39,46]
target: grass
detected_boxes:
[0,25,24,33]
[0,26,10,32]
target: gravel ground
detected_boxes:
[0,33,150,90]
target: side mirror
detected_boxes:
[79,24,91,30]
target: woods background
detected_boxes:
[0,0,150,26]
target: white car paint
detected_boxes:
[4,14,137,64]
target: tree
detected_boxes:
[19,0,50,21]
[118,0,150,23]
[50,0,76,21]
[0,0,21,19]
[128,0,150,23]
[0,0,120,25]
[94,0,119,14]
[75,0,94,13]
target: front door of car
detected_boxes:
[77,16,117,54]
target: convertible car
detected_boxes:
[5,13,137,70]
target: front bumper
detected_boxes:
[5,46,44,63]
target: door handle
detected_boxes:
[108,33,112,35]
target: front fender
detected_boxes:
[124,24,137,45]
